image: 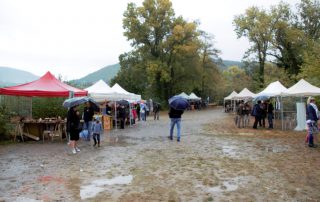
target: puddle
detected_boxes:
[264,146,289,153]
[11,197,43,202]
[222,145,238,158]
[201,176,254,194]
[80,175,133,200]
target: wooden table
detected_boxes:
[21,120,66,142]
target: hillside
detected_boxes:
[73,63,120,85]
[217,60,243,71]
[0,67,39,87]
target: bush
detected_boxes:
[0,104,13,140]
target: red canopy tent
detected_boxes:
[0,71,87,97]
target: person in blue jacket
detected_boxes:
[306,97,319,147]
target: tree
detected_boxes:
[299,42,320,86]
[222,65,252,93]
[298,0,320,41]
[234,7,279,88]
[114,0,221,102]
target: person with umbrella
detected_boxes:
[168,96,189,142]
[153,102,161,120]
[67,105,81,154]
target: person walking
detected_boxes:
[252,100,262,129]
[168,107,184,142]
[267,100,274,129]
[92,118,103,147]
[306,97,319,147]
[67,105,81,154]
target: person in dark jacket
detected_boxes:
[266,100,274,129]
[306,97,319,147]
[153,103,160,120]
[83,102,94,134]
[119,105,126,129]
[168,107,184,142]
[252,100,262,129]
[67,105,81,154]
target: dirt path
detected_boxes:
[0,108,319,201]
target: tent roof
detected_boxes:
[111,83,130,94]
[178,92,190,99]
[189,92,201,100]
[286,79,320,96]
[0,71,87,97]
[234,88,256,99]
[256,81,288,97]
[224,91,238,100]
[85,80,115,94]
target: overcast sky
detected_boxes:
[0,0,300,80]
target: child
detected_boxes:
[91,118,103,147]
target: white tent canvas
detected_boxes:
[189,93,201,100]
[178,92,190,99]
[224,91,238,100]
[286,79,320,96]
[234,88,256,99]
[256,81,288,97]
[111,83,141,101]
[85,80,120,102]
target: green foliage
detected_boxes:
[113,0,222,103]
[32,97,67,119]
[0,104,13,140]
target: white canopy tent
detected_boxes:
[223,91,238,112]
[85,80,119,102]
[286,79,320,96]
[256,81,288,97]
[286,79,320,131]
[224,91,238,100]
[178,92,190,100]
[111,83,141,102]
[234,88,256,100]
[189,93,201,100]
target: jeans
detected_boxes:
[93,133,100,145]
[84,121,93,134]
[267,113,273,128]
[253,116,261,129]
[237,115,244,128]
[170,118,181,139]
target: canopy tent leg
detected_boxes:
[281,96,284,130]
[30,97,33,119]
[114,101,117,130]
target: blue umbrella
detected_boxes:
[168,96,189,110]
[253,94,270,102]
[63,97,99,110]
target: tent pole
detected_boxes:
[129,101,132,127]
[115,101,117,130]
[281,96,284,130]
[30,97,33,119]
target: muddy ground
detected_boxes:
[0,107,319,202]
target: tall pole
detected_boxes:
[281,96,284,130]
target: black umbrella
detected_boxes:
[168,96,189,110]
[63,97,99,111]
[117,99,129,107]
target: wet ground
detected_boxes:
[0,108,320,201]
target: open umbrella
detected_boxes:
[117,99,130,107]
[63,97,99,110]
[168,96,189,110]
[253,94,270,102]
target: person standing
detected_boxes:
[306,97,319,147]
[243,102,251,127]
[119,105,126,129]
[92,118,103,147]
[153,103,160,120]
[237,101,245,128]
[168,107,184,142]
[67,105,81,154]
[267,100,274,129]
[83,102,94,135]
[260,101,267,127]
[252,100,262,129]
[136,104,140,121]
